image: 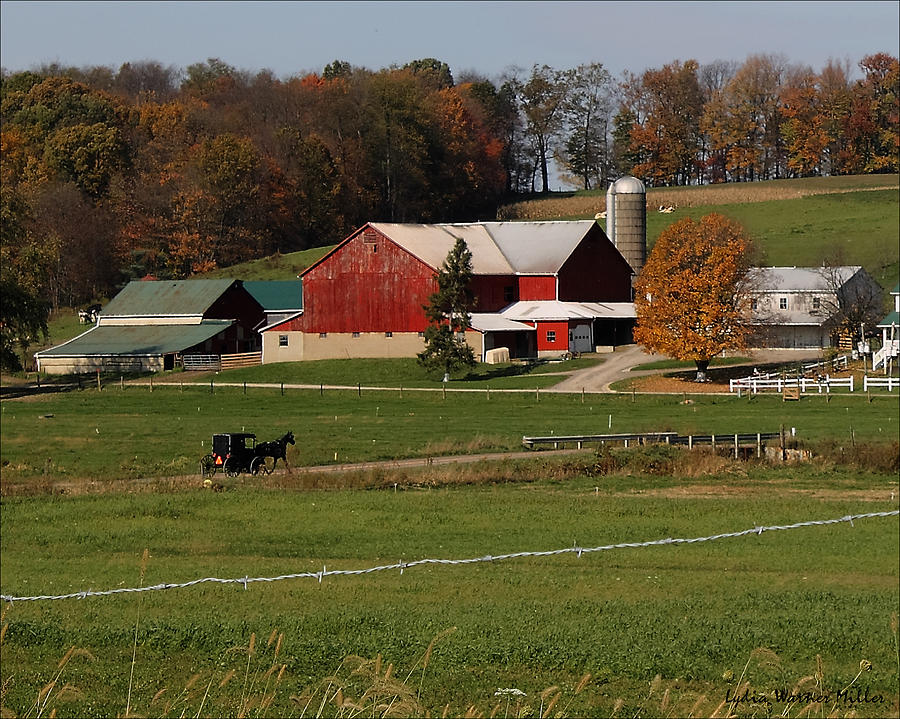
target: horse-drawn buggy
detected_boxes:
[200,431,294,478]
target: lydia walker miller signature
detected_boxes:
[725,686,887,707]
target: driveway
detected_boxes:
[548,345,827,393]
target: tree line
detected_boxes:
[0,52,897,350]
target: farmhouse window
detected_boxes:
[751,299,758,311]
[278,335,289,347]
[546,330,556,343]
[779,297,788,310]
[812,297,821,310]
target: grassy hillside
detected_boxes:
[500,175,900,289]
[201,244,336,281]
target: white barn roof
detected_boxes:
[749,266,862,292]
[501,300,636,322]
[370,220,601,276]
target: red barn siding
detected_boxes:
[558,228,633,302]
[518,275,557,300]
[472,275,517,311]
[206,284,265,349]
[295,229,437,333]
[536,321,569,352]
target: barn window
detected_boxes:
[278,335,289,347]
[417,331,425,337]
[319,332,327,338]
[352,332,360,338]
[546,330,556,343]
[504,286,514,302]
[779,297,788,310]
[385,332,393,338]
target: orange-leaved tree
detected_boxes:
[633,213,755,382]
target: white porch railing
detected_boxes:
[872,340,899,371]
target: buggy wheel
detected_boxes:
[250,456,269,476]
[200,454,215,477]
[223,458,240,477]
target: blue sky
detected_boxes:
[1,1,898,81]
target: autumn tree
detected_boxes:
[0,186,48,370]
[518,65,569,192]
[626,60,704,186]
[417,238,476,381]
[633,214,755,381]
[559,62,614,190]
[780,66,829,176]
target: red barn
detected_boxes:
[262,221,635,363]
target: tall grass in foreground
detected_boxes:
[3,621,897,717]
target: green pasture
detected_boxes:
[1,470,897,717]
[1,382,898,484]
[201,244,337,281]
[643,190,900,290]
[217,355,603,388]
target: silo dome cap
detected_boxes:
[613,176,646,194]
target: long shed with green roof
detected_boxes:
[35,279,265,374]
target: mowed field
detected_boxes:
[1,384,898,717]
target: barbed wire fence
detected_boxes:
[2,511,897,604]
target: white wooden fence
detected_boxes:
[863,375,899,391]
[731,374,899,394]
[729,375,853,394]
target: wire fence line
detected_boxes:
[2,511,897,604]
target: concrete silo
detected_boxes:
[605,175,647,276]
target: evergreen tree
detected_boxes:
[417,238,476,381]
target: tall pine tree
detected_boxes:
[417,238,476,381]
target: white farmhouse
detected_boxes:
[747,266,882,349]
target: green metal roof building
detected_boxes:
[35,279,266,375]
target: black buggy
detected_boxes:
[200,433,268,478]
[200,430,295,478]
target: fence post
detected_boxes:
[97,369,101,391]
[849,375,854,392]
[757,433,761,458]
[281,382,284,396]
[357,383,361,398]
[688,435,693,450]
[149,374,153,392]
[210,379,214,394]
[734,434,739,459]
[243,381,246,395]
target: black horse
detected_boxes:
[254,431,295,472]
